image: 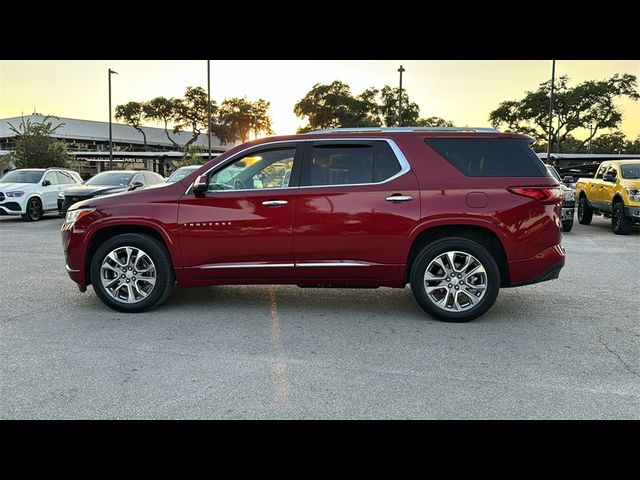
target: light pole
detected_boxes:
[254,112,258,140]
[546,60,555,164]
[588,124,593,153]
[108,68,118,171]
[207,60,212,162]
[397,65,405,127]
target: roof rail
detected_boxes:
[305,127,500,134]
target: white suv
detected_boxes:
[0,168,83,221]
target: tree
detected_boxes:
[415,117,454,127]
[379,85,420,126]
[591,131,628,153]
[115,101,148,147]
[627,135,640,154]
[489,73,639,153]
[176,144,205,168]
[8,116,69,169]
[212,97,274,144]
[173,86,217,149]
[143,97,180,148]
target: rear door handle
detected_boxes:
[385,195,413,202]
[262,200,288,206]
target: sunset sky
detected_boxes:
[1,60,638,140]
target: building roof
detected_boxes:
[537,153,640,160]
[0,114,235,149]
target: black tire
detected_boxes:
[410,237,500,323]
[90,233,174,313]
[578,197,593,225]
[21,197,43,222]
[612,202,632,235]
[562,220,574,232]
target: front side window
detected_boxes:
[207,147,295,191]
[131,174,146,186]
[605,165,618,180]
[594,164,607,179]
[302,141,402,187]
[56,171,75,184]
[43,171,59,185]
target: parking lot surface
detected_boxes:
[1,214,638,419]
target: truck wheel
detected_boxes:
[562,220,574,232]
[410,237,500,323]
[578,197,593,225]
[612,202,632,235]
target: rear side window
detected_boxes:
[302,141,402,186]
[425,138,547,177]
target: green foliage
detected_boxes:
[294,81,452,132]
[627,135,640,154]
[212,97,274,144]
[8,116,70,169]
[176,144,205,168]
[115,101,147,146]
[590,131,629,153]
[489,73,639,153]
[142,97,181,147]
[173,86,217,148]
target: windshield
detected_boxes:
[621,164,640,179]
[546,165,561,182]
[85,172,134,186]
[0,170,44,184]
[167,166,199,183]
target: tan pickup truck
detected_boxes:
[575,160,640,234]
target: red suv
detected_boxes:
[61,128,565,322]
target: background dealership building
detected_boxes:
[0,114,235,178]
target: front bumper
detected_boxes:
[623,205,640,221]
[0,202,25,215]
[561,205,574,222]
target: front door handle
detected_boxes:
[262,200,288,206]
[385,195,413,202]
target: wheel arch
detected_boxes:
[404,223,509,287]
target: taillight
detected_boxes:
[507,186,564,205]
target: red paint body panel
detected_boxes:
[62,131,565,292]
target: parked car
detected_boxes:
[61,127,565,322]
[575,160,640,234]
[58,170,165,214]
[546,164,575,232]
[0,168,83,221]
[166,165,201,183]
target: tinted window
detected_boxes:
[207,147,295,191]
[425,138,547,177]
[621,164,640,179]
[302,141,402,187]
[546,165,561,182]
[86,172,134,186]
[0,170,43,183]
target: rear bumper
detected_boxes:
[507,244,566,287]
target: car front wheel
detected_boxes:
[612,202,632,235]
[90,233,174,313]
[410,238,500,322]
[21,198,43,222]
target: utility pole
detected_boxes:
[546,60,556,164]
[397,65,405,127]
[207,60,212,162]
[108,68,118,170]
[254,112,258,140]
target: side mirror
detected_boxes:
[42,180,51,187]
[192,175,208,196]
[603,174,616,183]
[129,181,144,191]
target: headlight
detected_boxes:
[62,207,95,230]
[627,188,640,202]
[58,191,65,199]
[5,191,25,197]
[563,190,575,202]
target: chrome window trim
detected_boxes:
[295,262,369,267]
[183,138,411,195]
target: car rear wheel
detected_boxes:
[90,233,174,313]
[612,202,632,235]
[578,197,593,225]
[410,238,500,322]
[21,198,43,222]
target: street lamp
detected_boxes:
[207,60,212,162]
[397,65,405,127]
[546,60,556,164]
[108,68,119,170]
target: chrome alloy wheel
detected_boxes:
[423,251,488,311]
[100,246,157,304]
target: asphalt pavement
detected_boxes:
[1,213,638,419]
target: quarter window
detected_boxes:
[207,147,295,191]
